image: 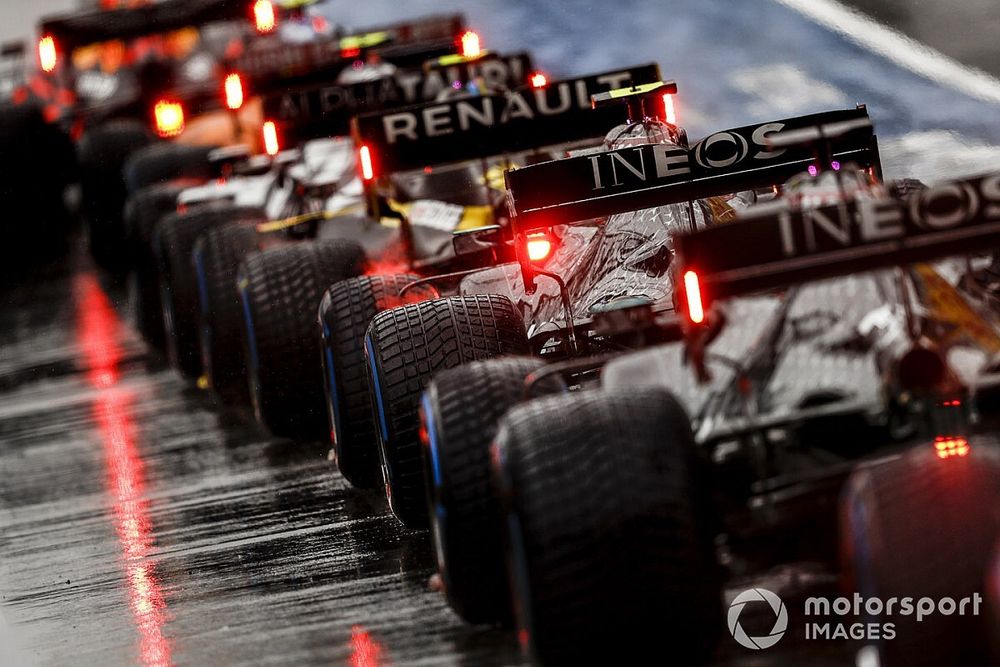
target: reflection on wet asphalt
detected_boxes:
[0,251,864,667]
[0,253,523,665]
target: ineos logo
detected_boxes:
[909,180,980,229]
[693,122,786,170]
[728,588,788,650]
[694,131,748,169]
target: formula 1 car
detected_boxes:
[0,41,76,275]
[131,16,475,378]
[33,0,265,271]
[181,46,530,409]
[362,95,881,532]
[473,127,1000,664]
[314,65,663,486]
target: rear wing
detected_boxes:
[262,52,533,144]
[39,0,248,51]
[351,63,662,176]
[674,172,1000,306]
[505,106,878,230]
[234,14,467,85]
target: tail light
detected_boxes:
[934,436,970,459]
[253,0,276,34]
[262,120,279,156]
[38,35,57,73]
[224,73,244,110]
[530,72,547,89]
[683,270,705,324]
[662,93,677,125]
[460,31,481,58]
[359,145,375,181]
[153,100,185,138]
[526,232,553,262]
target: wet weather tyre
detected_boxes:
[124,182,193,348]
[493,388,721,664]
[124,142,217,192]
[156,205,266,378]
[364,295,530,528]
[840,446,1000,667]
[422,357,559,625]
[194,222,261,402]
[78,120,154,273]
[317,274,430,488]
[239,241,366,438]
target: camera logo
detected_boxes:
[728,588,788,650]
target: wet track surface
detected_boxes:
[0,253,879,666]
[0,254,525,666]
[4,0,1000,664]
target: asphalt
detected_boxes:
[0,243,862,666]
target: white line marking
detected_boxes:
[773,0,1000,105]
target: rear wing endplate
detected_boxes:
[505,106,878,230]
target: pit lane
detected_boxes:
[3,0,1000,664]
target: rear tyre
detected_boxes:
[155,204,266,378]
[493,388,721,664]
[0,103,75,274]
[841,446,1000,666]
[317,274,429,488]
[124,181,193,348]
[364,295,529,528]
[238,241,366,438]
[124,142,217,193]
[422,357,560,625]
[194,222,261,402]
[78,120,154,273]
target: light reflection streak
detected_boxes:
[75,274,171,666]
[349,625,385,667]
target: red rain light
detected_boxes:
[253,0,276,33]
[530,72,547,88]
[38,35,57,72]
[526,232,553,262]
[663,93,677,125]
[934,436,970,459]
[359,145,375,181]
[683,270,705,324]
[153,100,184,138]
[224,73,244,110]
[460,31,481,58]
[262,120,279,156]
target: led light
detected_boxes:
[934,435,970,459]
[341,46,361,59]
[359,145,375,181]
[662,93,676,125]
[224,73,244,110]
[262,120,279,156]
[530,72,547,88]
[831,160,841,171]
[253,0,276,33]
[683,270,705,324]
[460,31,481,58]
[526,232,553,262]
[153,100,184,138]
[38,35,57,72]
